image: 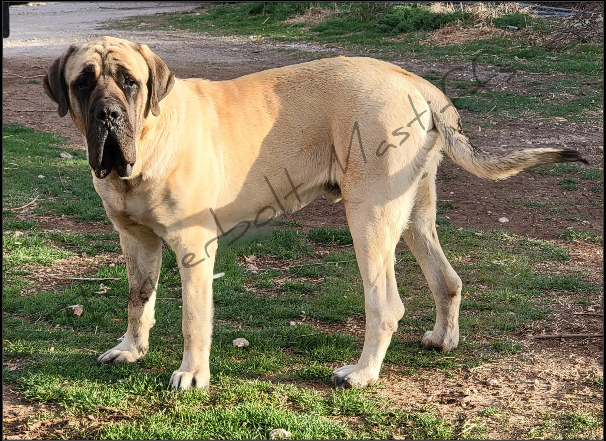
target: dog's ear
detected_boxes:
[136,44,175,117]
[43,45,77,117]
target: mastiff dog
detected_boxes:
[44,37,586,390]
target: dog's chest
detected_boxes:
[94,176,170,233]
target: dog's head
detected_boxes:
[44,36,174,179]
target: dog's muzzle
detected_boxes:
[88,99,135,179]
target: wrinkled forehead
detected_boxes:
[64,38,148,84]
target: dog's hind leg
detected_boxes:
[402,160,462,351]
[98,225,163,364]
[331,199,406,388]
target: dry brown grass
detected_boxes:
[422,22,515,46]
[425,2,603,50]
[283,6,332,26]
[527,7,604,50]
[429,2,532,19]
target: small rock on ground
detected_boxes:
[232,338,249,348]
[269,428,292,439]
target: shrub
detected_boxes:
[377,5,465,34]
[245,2,311,20]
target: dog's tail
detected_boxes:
[412,75,588,180]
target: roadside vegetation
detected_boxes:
[108,2,604,121]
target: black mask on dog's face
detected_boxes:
[43,38,175,179]
[79,68,138,179]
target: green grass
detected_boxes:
[3,96,603,440]
[437,200,455,215]
[2,123,121,298]
[492,12,531,29]
[557,230,603,244]
[3,233,76,267]
[523,162,605,196]
[566,215,589,223]
[526,164,604,195]
[480,406,498,417]
[516,200,561,213]
[529,163,603,179]
[273,219,305,228]
[561,412,602,439]
[557,178,579,191]
[308,226,353,246]
[243,229,314,259]
[2,230,121,298]
[450,86,602,121]
[280,280,316,295]
[3,124,107,223]
[4,214,601,438]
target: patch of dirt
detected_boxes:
[3,359,29,373]
[436,165,602,241]
[533,241,603,284]
[16,214,114,235]
[2,383,66,440]
[514,284,603,358]
[281,196,348,229]
[2,58,85,149]
[2,383,129,440]
[17,253,123,295]
[381,347,603,439]
[305,315,366,341]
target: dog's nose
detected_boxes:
[95,101,124,123]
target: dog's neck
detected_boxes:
[135,79,188,181]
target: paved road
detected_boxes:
[2,1,334,67]
[2,2,202,58]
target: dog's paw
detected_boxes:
[97,343,146,364]
[169,369,210,390]
[421,330,459,351]
[331,364,378,389]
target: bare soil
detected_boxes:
[2,383,66,440]
[382,347,603,439]
[2,5,603,438]
[22,252,123,295]
[16,213,114,235]
[3,383,127,440]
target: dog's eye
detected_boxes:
[123,76,137,88]
[75,78,89,91]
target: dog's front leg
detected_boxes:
[167,228,217,390]
[98,226,163,364]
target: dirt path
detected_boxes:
[2,3,603,439]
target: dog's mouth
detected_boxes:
[89,129,135,179]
